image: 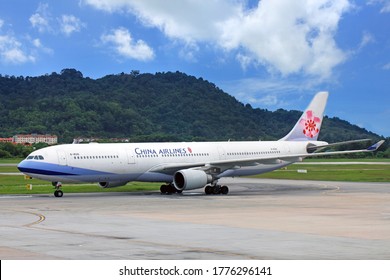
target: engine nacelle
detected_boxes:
[98,181,128,188]
[173,169,212,191]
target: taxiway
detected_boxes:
[1,178,389,259]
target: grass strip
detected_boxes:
[1,162,389,195]
[250,163,390,182]
[0,175,160,195]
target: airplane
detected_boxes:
[17,91,384,197]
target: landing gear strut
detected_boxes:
[160,183,182,195]
[205,184,229,195]
[52,182,63,197]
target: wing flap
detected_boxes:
[307,138,371,152]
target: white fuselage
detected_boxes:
[18,140,318,185]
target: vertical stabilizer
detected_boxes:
[280,92,328,141]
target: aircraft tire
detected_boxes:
[221,186,229,195]
[212,186,221,194]
[54,190,63,197]
[160,184,168,194]
[167,184,177,194]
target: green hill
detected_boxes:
[0,69,385,148]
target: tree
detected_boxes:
[130,70,140,77]
[60,68,83,79]
[0,69,385,149]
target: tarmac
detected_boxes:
[0,178,390,259]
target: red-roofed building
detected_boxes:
[13,134,58,145]
[0,137,13,143]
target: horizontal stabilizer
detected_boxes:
[366,140,385,151]
[305,140,385,158]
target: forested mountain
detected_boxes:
[0,69,385,147]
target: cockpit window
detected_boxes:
[27,155,44,160]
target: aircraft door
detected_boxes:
[57,151,67,166]
[217,146,226,160]
[285,143,291,154]
[127,150,135,164]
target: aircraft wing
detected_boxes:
[149,140,385,175]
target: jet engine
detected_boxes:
[98,181,128,188]
[173,169,212,191]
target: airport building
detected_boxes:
[0,137,13,143]
[13,134,58,145]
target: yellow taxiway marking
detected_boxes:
[19,211,46,227]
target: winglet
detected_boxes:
[366,140,385,151]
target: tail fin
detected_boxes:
[280,92,328,141]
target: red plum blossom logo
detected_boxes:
[299,110,321,138]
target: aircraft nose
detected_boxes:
[17,160,29,173]
[17,159,40,175]
[17,159,43,177]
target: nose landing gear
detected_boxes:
[52,182,63,197]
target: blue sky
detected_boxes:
[0,0,389,137]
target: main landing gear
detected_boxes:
[205,184,229,195]
[159,182,229,195]
[52,182,63,197]
[160,183,182,195]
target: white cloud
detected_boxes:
[249,94,279,106]
[84,0,243,43]
[236,53,253,71]
[29,3,51,33]
[220,0,351,79]
[101,27,154,61]
[30,13,49,32]
[81,0,132,13]
[59,15,85,36]
[383,62,390,70]
[0,19,51,64]
[32,38,53,54]
[0,35,36,64]
[84,0,352,79]
[32,38,42,48]
[220,76,322,110]
[29,4,84,37]
[348,31,375,57]
[368,0,390,13]
[359,31,375,49]
[178,42,199,62]
[382,2,390,12]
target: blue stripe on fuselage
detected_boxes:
[17,160,113,176]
